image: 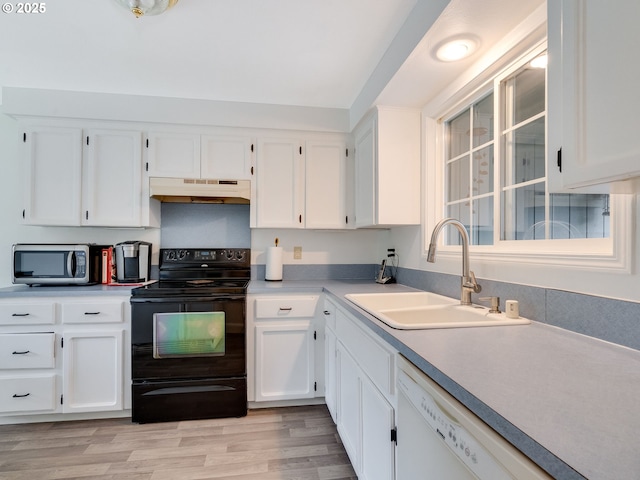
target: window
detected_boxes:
[446,94,495,246]
[442,49,610,248]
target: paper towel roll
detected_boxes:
[265,246,283,281]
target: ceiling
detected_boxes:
[0,0,544,115]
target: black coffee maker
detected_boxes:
[114,241,151,283]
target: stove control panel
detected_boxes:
[160,248,250,266]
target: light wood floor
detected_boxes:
[0,405,357,480]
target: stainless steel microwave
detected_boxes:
[12,244,108,286]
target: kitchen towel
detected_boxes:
[265,246,283,281]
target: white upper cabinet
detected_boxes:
[305,140,349,229]
[23,125,151,227]
[547,0,640,192]
[83,129,143,227]
[255,137,305,228]
[201,135,254,180]
[146,132,254,180]
[253,136,349,229]
[23,126,83,226]
[353,106,421,227]
[145,132,200,178]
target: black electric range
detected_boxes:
[130,248,250,424]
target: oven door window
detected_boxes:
[153,312,225,358]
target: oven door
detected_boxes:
[131,295,245,381]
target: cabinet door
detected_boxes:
[324,326,337,423]
[23,126,82,225]
[83,129,142,226]
[146,132,200,178]
[361,377,395,480]
[201,135,254,180]
[336,343,362,471]
[256,138,305,228]
[62,329,124,413]
[254,322,315,401]
[354,119,377,228]
[548,0,640,191]
[305,141,348,229]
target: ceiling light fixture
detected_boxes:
[433,36,479,62]
[114,0,179,18]
[529,54,548,69]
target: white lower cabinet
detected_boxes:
[0,295,131,422]
[60,297,129,413]
[0,299,59,417]
[249,294,322,403]
[361,375,395,480]
[328,296,397,480]
[0,331,58,414]
[0,333,56,369]
[62,329,124,413]
[336,343,362,465]
[0,375,57,414]
[255,322,315,401]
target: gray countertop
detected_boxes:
[250,280,640,480]
[0,284,141,297]
[4,280,638,479]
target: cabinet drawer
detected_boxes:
[61,301,124,324]
[0,333,55,369]
[0,375,57,413]
[323,298,337,330]
[255,295,319,319]
[336,309,395,397]
[0,302,56,326]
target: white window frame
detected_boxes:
[423,40,633,274]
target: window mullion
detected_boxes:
[502,77,516,240]
[469,104,475,243]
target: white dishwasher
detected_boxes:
[396,355,551,480]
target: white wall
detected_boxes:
[251,228,389,267]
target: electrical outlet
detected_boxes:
[293,246,302,260]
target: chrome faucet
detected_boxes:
[427,218,481,305]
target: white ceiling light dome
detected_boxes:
[113,0,179,18]
[433,35,480,62]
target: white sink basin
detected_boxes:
[345,292,530,330]
[345,291,457,311]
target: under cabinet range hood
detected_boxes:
[149,177,251,204]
